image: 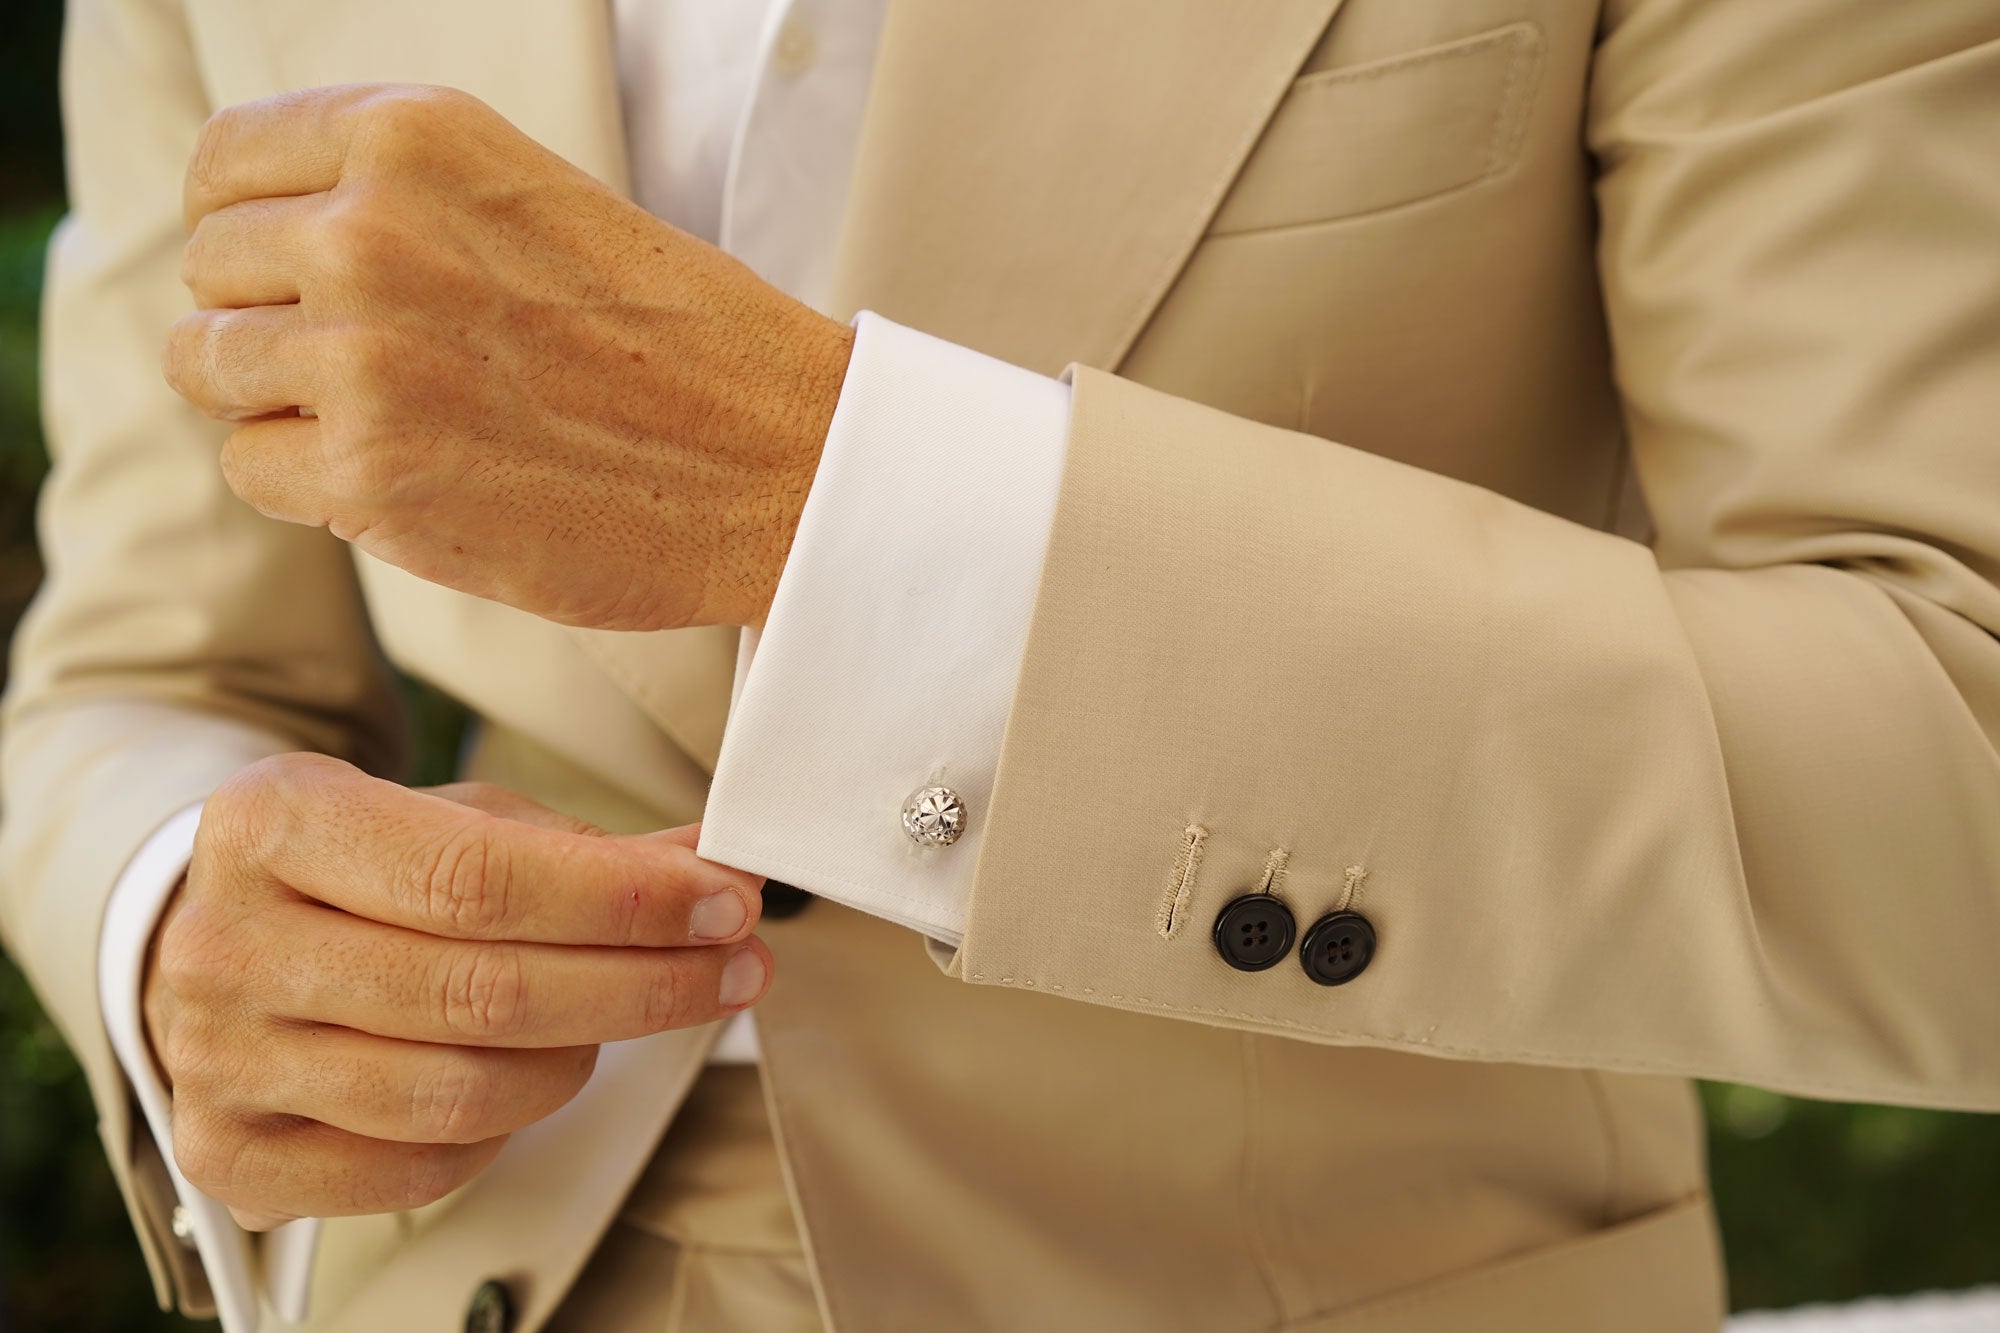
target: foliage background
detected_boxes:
[0,3,1993,1328]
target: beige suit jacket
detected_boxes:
[6,0,1999,1328]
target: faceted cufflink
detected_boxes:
[902,785,967,848]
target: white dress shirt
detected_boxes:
[94,0,1069,1325]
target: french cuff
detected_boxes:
[99,802,320,1331]
[699,312,1071,947]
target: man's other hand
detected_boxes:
[163,84,854,631]
[141,752,770,1230]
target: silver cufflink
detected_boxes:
[902,785,967,848]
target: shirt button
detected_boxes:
[1299,911,1376,985]
[902,785,967,847]
[1212,894,1296,972]
[169,1204,197,1250]
[772,19,819,78]
[465,1279,515,1333]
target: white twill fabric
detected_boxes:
[700,314,1070,946]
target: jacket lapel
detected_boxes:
[829,0,1349,375]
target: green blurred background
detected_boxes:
[0,4,1994,1329]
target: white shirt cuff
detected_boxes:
[699,312,1071,945]
[98,802,319,1330]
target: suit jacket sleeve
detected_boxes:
[952,0,2000,1111]
[0,0,403,1310]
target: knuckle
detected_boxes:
[156,1017,211,1093]
[361,86,435,134]
[409,1057,494,1143]
[362,84,471,141]
[172,1109,248,1200]
[202,757,295,862]
[161,314,210,400]
[177,226,209,293]
[153,990,259,1105]
[328,422,404,506]
[421,825,510,937]
[260,751,352,816]
[319,194,401,275]
[156,902,235,1001]
[216,428,262,505]
[203,771,260,835]
[212,752,298,813]
[640,960,686,1031]
[185,313,249,413]
[439,942,529,1040]
[201,753,354,883]
[203,762,266,830]
[262,750,346,784]
[393,1147,467,1211]
[186,110,234,200]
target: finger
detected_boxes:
[423,782,609,838]
[164,305,321,421]
[175,1106,504,1222]
[185,86,380,229]
[228,1206,292,1233]
[256,899,771,1046]
[241,1024,596,1145]
[183,194,321,307]
[231,755,763,947]
[217,415,335,526]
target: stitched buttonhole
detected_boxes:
[1156,824,1209,940]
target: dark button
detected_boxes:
[1212,894,1296,971]
[1299,911,1375,986]
[761,880,812,920]
[465,1279,514,1333]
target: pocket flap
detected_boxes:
[1210,21,1546,236]
[1285,1195,1723,1332]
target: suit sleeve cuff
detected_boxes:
[699,312,1071,945]
[98,802,320,1330]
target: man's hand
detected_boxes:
[142,753,770,1230]
[162,84,854,631]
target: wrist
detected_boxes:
[139,875,188,1090]
[723,310,854,629]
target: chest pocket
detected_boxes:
[1210,21,1545,236]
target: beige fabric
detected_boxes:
[949,0,2000,1110]
[546,1222,819,1333]
[546,1067,821,1333]
[5,0,1997,1328]
[568,1064,1722,1333]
